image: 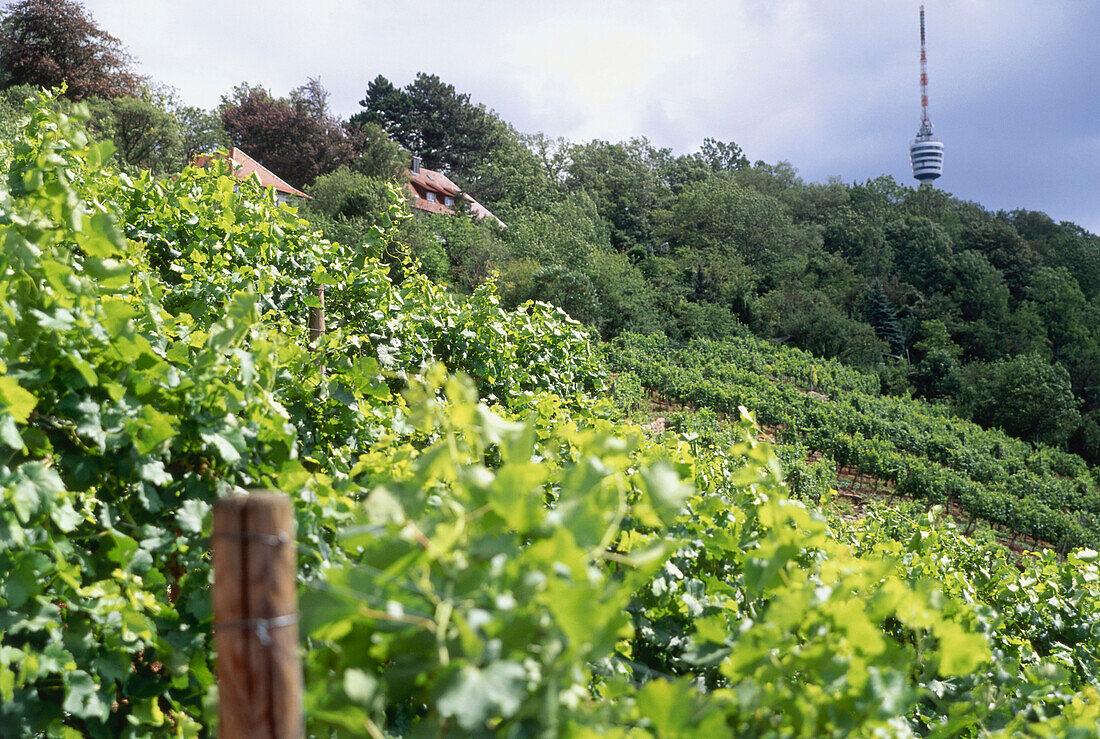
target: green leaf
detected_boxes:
[637,461,693,525]
[201,432,241,464]
[50,501,81,533]
[63,670,110,721]
[82,257,130,290]
[0,415,23,450]
[82,212,127,258]
[129,698,165,727]
[0,662,13,702]
[139,460,173,487]
[436,662,527,730]
[935,621,990,676]
[84,140,115,168]
[133,407,176,454]
[176,500,209,534]
[65,353,98,386]
[636,678,699,735]
[0,377,37,423]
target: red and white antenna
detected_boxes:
[920,5,930,125]
[910,4,943,183]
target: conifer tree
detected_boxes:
[864,280,905,355]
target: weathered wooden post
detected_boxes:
[213,492,303,738]
[309,286,326,344]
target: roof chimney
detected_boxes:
[411,155,421,174]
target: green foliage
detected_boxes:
[608,332,1100,550]
[695,137,748,172]
[0,0,143,100]
[759,286,887,369]
[352,73,502,182]
[346,119,406,179]
[502,191,609,268]
[887,215,955,293]
[428,211,507,292]
[585,250,667,338]
[566,137,671,252]
[4,89,1100,739]
[662,175,795,275]
[174,104,229,160]
[864,279,905,355]
[957,353,1081,446]
[610,370,645,418]
[304,372,689,734]
[306,167,395,221]
[0,92,603,734]
[84,94,184,174]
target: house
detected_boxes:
[193,147,309,204]
[405,156,503,227]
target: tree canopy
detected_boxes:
[351,73,502,180]
[0,0,142,99]
[219,79,357,189]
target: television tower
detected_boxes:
[909,5,944,183]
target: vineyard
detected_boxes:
[2,93,1100,736]
[608,332,1100,552]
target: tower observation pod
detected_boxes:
[910,5,944,183]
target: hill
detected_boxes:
[609,332,1100,551]
[2,88,1100,737]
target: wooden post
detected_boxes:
[213,492,302,739]
[309,286,326,344]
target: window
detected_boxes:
[444,196,454,207]
[425,191,437,203]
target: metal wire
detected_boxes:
[215,614,299,645]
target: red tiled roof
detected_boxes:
[407,167,461,197]
[405,165,503,227]
[193,147,309,199]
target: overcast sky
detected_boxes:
[82,0,1100,234]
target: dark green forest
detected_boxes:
[3,0,1097,464]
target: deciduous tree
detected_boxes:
[957,354,1081,445]
[85,94,183,173]
[220,79,356,189]
[0,0,142,99]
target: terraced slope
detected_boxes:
[609,333,1100,550]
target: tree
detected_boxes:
[758,286,887,368]
[175,105,229,159]
[0,0,141,99]
[459,123,557,214]
[220,79,356,189]
[661,175,795,276]
[347,119,405,179]
[696,137,748,171]
[863,280,904,355]
[911,319,962,399]
[732,160,802,198]
[1026,266,1094,363]
[886,216,954,293]
[822,205,892,278]
[958,220,1040,300]
[351,73,502,181]
[85,94,183,173]
[502,191,609,269]
[941,250,1010,360]
[957,354,1080,445]
[565,137,671,252]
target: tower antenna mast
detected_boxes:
[910,4,944,183]
[920,5,930,126]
